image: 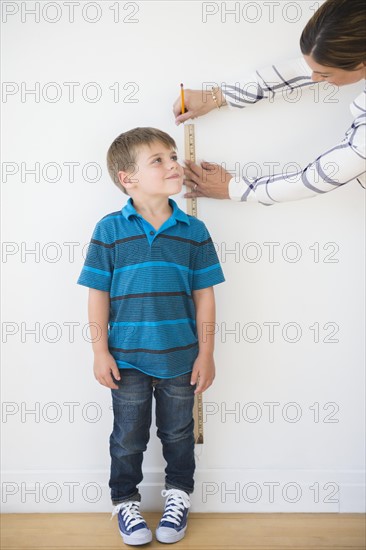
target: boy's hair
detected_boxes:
[107,127,177,194]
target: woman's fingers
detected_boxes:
[183,160,231,199]
[184,162,201,182]
[184,189,205,198]
[175,110,195,125]
[172,89,216,124]
[172,93,194,123]
[200,161,219,171]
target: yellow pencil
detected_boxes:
[180,83,185,115]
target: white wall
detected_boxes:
[2,1,365,514]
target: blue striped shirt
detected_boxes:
[77,199,225,378]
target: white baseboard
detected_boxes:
[1,468,365,513]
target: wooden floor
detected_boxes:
[1,513,365,550]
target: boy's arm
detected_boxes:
[191,286,216,394]
[88,288,121,389]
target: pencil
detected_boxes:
[180,83,185,115]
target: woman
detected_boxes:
[173,0,365,205]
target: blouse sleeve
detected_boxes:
[221,57,313,109]
[221,58,366,204]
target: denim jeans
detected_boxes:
[109,369,196,505]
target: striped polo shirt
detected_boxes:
[77,199,225,378]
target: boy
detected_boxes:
[77,127,224,545]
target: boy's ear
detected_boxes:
[117,170,135,190]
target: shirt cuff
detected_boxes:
[228,177,246,201]
[221,88,238,110]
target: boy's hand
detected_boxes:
[190,354,215,394]
[93,351,121,389]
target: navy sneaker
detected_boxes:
[111,501,152,546]
[155,489,191,544]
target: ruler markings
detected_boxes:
[184,123,203,445]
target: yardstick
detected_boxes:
[184,124,198,217]
[184,123,204,445]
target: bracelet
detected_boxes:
[211,86,224,109]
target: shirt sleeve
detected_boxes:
[228,105,366,205]
[222,57,366,204]
[191,223,225,291]
[77,220,115,292]
[221,57,313,109]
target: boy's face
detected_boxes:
[120,141,184,199]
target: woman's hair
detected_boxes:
[300,0,366,70]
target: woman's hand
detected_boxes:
[173,88,225,125]
[184,160,232,199]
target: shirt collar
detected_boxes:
[122,198,190,225]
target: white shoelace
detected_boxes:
[111,501,145,531]
[160,489,191,527]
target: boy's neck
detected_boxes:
[131,196,173,230]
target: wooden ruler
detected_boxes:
[184,124,198,217]
[184,123,203,445]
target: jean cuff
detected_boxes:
[165,483,193,495]
[112,490,141,505]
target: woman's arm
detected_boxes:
[229,119,366,204]
[174,58,313,124]
[221,57,312,109]
[184,107,366,203]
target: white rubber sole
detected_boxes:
[120,528,153,546]
[155,525,187,544]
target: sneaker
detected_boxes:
[155,489,190,544]
[111,501,152,546]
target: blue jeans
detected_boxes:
[109,369,196,505]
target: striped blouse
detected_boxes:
[221,58,366,205]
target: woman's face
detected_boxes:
[304,55,366,86]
